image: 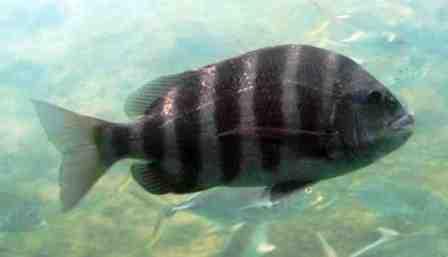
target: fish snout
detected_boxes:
[389,112,415,133]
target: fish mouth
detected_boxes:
[388,112,415,133]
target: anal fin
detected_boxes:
[131,162,172,194]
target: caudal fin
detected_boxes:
[32,100,114,212]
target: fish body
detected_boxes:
[0,192,46,232]
[33,44,414,211]
[129,184,331,255]
[157,185,327,226]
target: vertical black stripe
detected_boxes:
[280,46,302,166]
[142,117,165,160]
[281,45,302,131]
[295,46,328,157]
[333,55,358,148]
[334,54,356,96]
[109,124,130,160]
[214,58,244,182]
[321,53,340,130]
[174,73,202,192]
[254,46,287,171]
[97,123,130,167]
[197,65,219,187]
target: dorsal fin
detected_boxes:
[124,71,196,118]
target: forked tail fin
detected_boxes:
[32,100,116,212]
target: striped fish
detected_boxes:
[33,44,414,211]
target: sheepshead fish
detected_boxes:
[32,44,414,211]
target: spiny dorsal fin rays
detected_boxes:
[124,71,197,118]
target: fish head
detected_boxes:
[331,74,414,162]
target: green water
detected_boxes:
[1,0,447,256]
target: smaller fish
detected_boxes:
[349,228,400,257]
[358,231,448,257]
[382,32,397,43]
[0,192,47,232]
[316,232,338,257]
[219,223,275,257]
[128,183,334,253]
[341,31,367,43]
[316,227,400,257]
[307,20,331,38]
[308,0,348,25]
[335,15,351,20]
[307,0,356,30]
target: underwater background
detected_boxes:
[1,0,447,256]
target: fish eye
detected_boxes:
[385,96,399,111]
[367,90,383,105]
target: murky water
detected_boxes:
[1,0,447,256]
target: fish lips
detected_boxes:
[388,112,415,134]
